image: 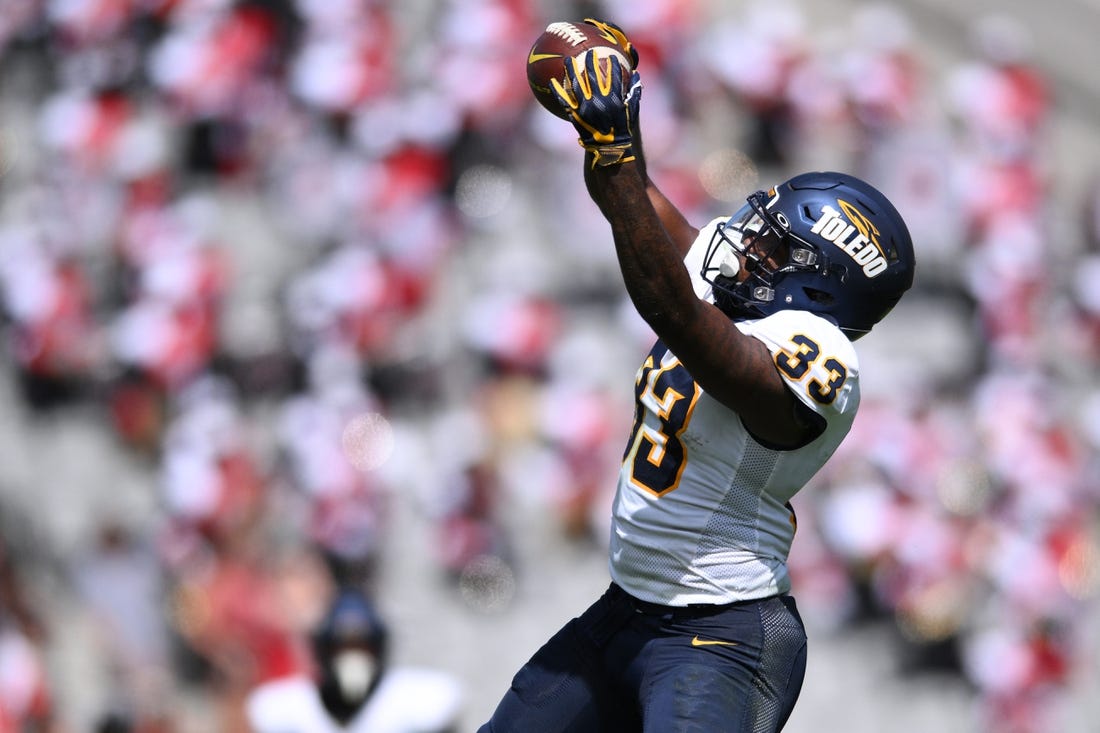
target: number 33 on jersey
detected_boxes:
[621,309,860,499]
[624,347,701,497]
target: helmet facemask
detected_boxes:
[702,190,821,320]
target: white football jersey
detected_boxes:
[246,668,463,733]
[609,224,861,606]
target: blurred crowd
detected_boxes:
[0,0,1098,731]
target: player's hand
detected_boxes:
[551,52,642,167]
[582,18,640,69]
[583,18,643,144]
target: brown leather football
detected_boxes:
[526,21,634,119]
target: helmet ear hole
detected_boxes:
[804,288,835,305]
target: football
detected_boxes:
[526,21,634,119]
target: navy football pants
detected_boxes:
[478,583,807,733]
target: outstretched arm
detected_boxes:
[557,53,815,447]
[587,161,811,445]
[571,19,698,258]
[644,173,698,259]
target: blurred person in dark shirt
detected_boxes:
[246,587,462,733]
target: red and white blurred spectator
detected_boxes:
[40,87,135,174]
[283,237,433,364]
[962,213,1049,359]
[0,625,53,731]
[698,1,809,166]
[148,1,283,118]
[0,0,39,54]
[461,290,561,376]
[159,375,267,545]
[429,0,535,131]
[73,521,174,726]
[962,614,1074,733]
[971,369,1086,525]
[288,0,396,115]
[111,195,229,391]
[947,14,1049,163]
[169,534,314,732]
[840,4,923,137]
[0,536,53,731]
[0,224,101,409]
[277,344,390,585]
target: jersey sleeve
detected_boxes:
[245,677,310,731]
[735,310,861,419]
[379,668,464,730]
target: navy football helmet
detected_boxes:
[312,588,390,720]
[701,171,915,339]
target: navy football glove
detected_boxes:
[582,18,640,69]
[551,51,642,167]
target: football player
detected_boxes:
[478,20,915,733]
[247,588,462,732]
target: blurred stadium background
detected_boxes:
[1,0,1099,731]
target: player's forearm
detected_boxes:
[585,161,699,332]
[645,177,698,258]
[596,142,696,258]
